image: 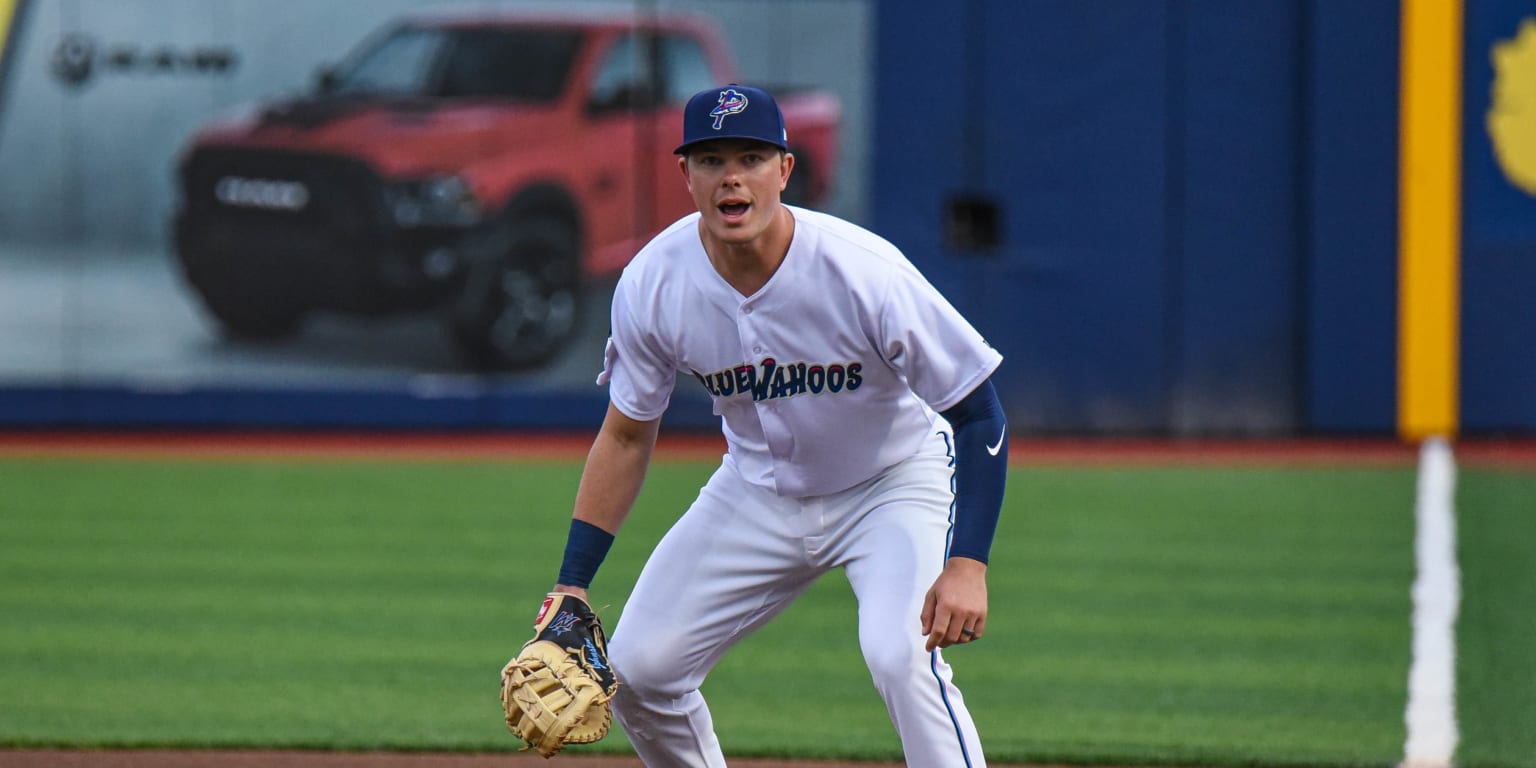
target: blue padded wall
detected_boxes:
[1303,0,1400,433]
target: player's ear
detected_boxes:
[779,152,795,192]
[678,155,692,189]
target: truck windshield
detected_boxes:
[330,24,583,102]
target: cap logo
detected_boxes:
[709,88,749,130]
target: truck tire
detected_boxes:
[450,218,582,371]
[177,246,307,341]
[196,284,307,341]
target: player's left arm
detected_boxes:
[921,376,1007,651]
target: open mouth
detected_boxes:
[718,202,750,218]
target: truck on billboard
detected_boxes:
[172,9,841,370]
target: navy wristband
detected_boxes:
[557,519,615,589]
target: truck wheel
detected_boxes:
[177,248,306,341]
[451,219,581,370]
[197,285,307,340]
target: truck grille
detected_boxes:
[177,147,405,310]
[181,147,384,235]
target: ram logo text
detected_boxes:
[51,34,238,88]
[215,177,310,211]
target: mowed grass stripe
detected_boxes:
[953,466,1414,766]
[1,458,1425,765]
[1455,468,1536,768]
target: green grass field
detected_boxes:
[0,453,1531,767]
[1456,469,1536,768]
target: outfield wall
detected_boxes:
[874,0,1536,436]
[1,0,1532,435]
[876,1,1325,434]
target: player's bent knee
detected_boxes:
[859,635,927,689]
[608,635,689,697]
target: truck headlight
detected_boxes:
[387,175,483,228]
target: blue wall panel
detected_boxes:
[876,0,1176,433]
[875,0,1337,434]
[1174,0,1303,432]
[1462,0,1536,432]
[870,0,972,305]
[976,1,1172,432]
[871,0,1428,435]
[0,384,719,431]
[1303,0,1400,433]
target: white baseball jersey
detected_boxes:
[599,205,1003,498]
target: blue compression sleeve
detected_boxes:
[939,378,1008,564]
[557,518,615,589]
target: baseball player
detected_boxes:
[546,84,1008,766]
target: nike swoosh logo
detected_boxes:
[986,428,1006,456]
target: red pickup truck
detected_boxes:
[173,10,841,369]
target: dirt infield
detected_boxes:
[0,749,900,768]
[0,750,1123,768]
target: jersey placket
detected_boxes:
[738,299,796,481]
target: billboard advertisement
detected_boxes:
[0,0,870,427]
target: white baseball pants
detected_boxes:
[608,428,986,767]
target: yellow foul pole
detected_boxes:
[1398,0,1463,441]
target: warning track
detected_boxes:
[0,431,1531,470]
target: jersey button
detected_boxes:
[744,307,753,315]
[753,346,763,354]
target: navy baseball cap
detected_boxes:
[674,84,788,154]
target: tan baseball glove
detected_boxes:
[500,593,619,757]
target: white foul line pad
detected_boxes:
[1401,436,1460,768]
